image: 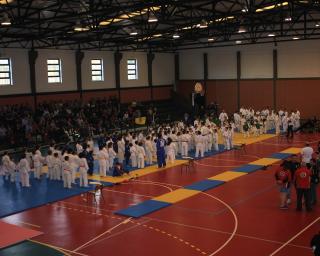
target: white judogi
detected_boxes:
[166,143,176,164]
[46,154,54,180]
[117,139,125,163]
[108,147,117,169]
[130,146,137,168]
[212,131,219,151]
[76,143,83,154]
[137,145,146,168]
[145,140,153,165]
[52,156,62,180]
[98,149,107,177]
[181,133,189,157]
[62,161,72,189]
[79,158,88,187]
[18,158,30,187]
[195,134,204,158]
[70,154,80,183]
[33,153,42,179]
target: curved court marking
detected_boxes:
[269,216,320,256]
[131,180,238,256]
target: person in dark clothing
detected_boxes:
[287,117,294,141]
[113,162,129,177]
[310,158,320,205]
[124,141,131,166]
[83,145,94,175]
[311,231,320,256]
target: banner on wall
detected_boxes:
[135,117,146,125]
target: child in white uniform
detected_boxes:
[18,154,31,187]
[137,142,146,168]
[78,153,89,187]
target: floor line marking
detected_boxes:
[29,239,89,256]
[73,217,133,252]
[10,221,41,229]
[269,216,320,255]
[146,217,310,250]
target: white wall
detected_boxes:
[153,53,174,86]
[179,50,204,80]
[241,44,273,79]
[0,49,30,95]
[82,51,116,90]
[120,52,148,88]
[35,49,77,93]
[278,40,320,78]
[207,47,238,79]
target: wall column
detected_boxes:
[114,51,123,100]
[75,50,84,100]
[147,52,155,101]
[273,49,278,110]
[174,53,179,91]
[28,49,38,109]
[236,51,241,110]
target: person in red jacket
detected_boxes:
[275,164,292,209]
[294,162,312,211]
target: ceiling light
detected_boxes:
[242,7,248,13]
[292,36,300,40]
[236,40,242,44]
[130,31,138,35]
[268,33,276,37]
[208,38,215,42]
[315,23,320,27]
[148,13,158,23]
[285,17,292,22]
[0,0,13,4]
[256,2,288,13]
[1,13,11,26]
[238,26,246,33]
[199,20,208,28]
[173,33,180,39]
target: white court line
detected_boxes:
[269,216,320,255]
[73,217,133,252]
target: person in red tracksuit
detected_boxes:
[275,165,292,209]
[294,162,312,211]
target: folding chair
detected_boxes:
[180,157,195,174]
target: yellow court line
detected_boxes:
[14,221,41,229]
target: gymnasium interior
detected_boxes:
[0,1,320,255]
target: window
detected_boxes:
[0,58,12,86]
[127,59,138,80]
[91,59,104,81]
[47,59,62,83]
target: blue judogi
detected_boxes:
[156,138,166,168]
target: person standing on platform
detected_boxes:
[62,156,72,189]
[98,146,107,177]
[156,133,166,168]
[294,162,312,211]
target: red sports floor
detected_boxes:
[3,134,320,256]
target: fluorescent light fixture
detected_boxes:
[238,26,246,33]
[242,7,248,13]
[199,20,208,28]
[285,16,292,22]
[208,37,215,42]
[292,36,300,40]
[0,0,13,4]
[256,2,288,12]
[1,13,11,26]
[235,40,242,44]
[100,6,161,26]
[173,33,180,39]
[130,31,138,35]
[268,33,276,37]
[316,23,320,27]
[74,25,90,32]
[148,13,158,23]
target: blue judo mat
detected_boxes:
[0,173,113,218]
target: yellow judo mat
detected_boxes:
[89,159,188,184]
[280,147,302,154]
[208,171,247,182]
[223,132,276,146]
[249,158,281,166]
[154,188,200,204]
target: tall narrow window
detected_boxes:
[0,58,12,86]
[47,59,62,83]
[91,59,104,81]
[127,59,138,80]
